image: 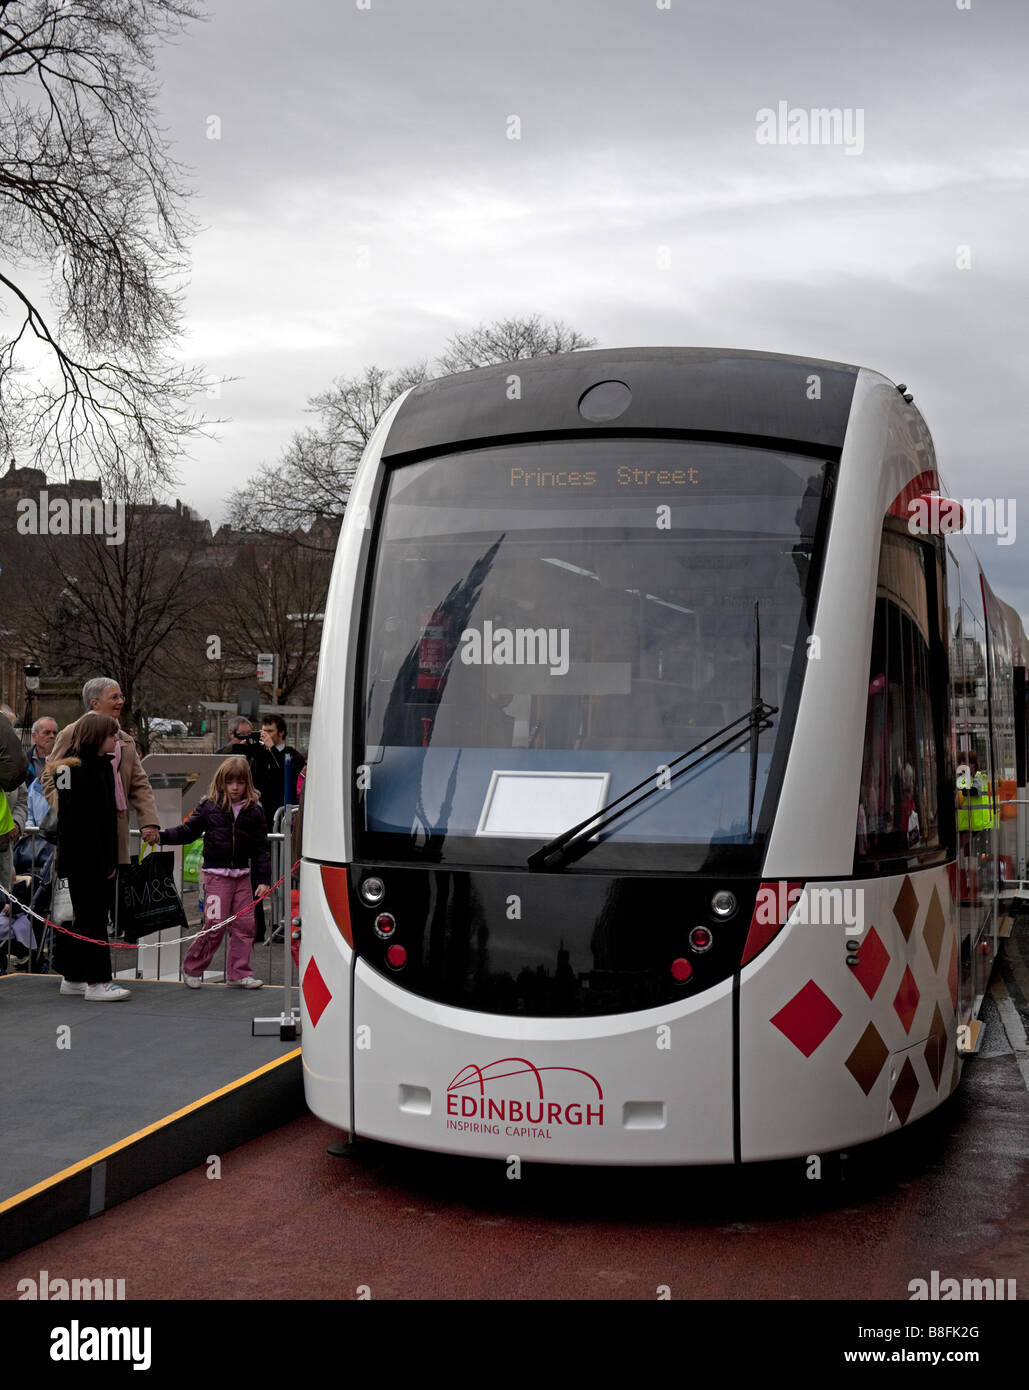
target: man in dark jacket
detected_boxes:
[245,714,305,821]
[25,716,59,785]
[0,709,28,791]
[243,713,304,943]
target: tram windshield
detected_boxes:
[357,438,832,871]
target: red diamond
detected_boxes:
[892,965,920,1034]
[850,924,889,1000]
[302,956,332,1027]
[770,980,842,1057]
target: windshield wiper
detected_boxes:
[526,699,777,873]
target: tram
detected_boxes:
[299,348,1028,1164]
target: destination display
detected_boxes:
[386,437,823,517]
[508,463,701,489]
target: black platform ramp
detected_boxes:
[0,974,304,1260]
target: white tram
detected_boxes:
[299,348,1027,1164]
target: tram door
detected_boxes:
[951,553,990,1023]
[1017,667,1028,883]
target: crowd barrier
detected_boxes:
[1,808,301,1004]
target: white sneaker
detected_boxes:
[227,976,263,989]
[84,981,131,1001]
[183,974,202,989]
[59,979,87,995]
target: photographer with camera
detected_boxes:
[243,714,305,819]
[217,716,254,754]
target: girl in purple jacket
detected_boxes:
[160,756,270,989]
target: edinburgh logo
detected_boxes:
[445,1056,604,1141]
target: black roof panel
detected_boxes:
[383,347,861,459]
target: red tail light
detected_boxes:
[386,944,407,969]
[670,958,692,982]
[320,865,353,946]
[741,881,804,966]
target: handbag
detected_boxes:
[50,876,74,923]
[117,845,189,944]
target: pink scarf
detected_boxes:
[112,733,128,812]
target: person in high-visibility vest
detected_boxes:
[957,751,994,833]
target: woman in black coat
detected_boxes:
[50,712,130,1001]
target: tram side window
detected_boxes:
[856,533,941,863]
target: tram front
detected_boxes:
[300,350,854,1163]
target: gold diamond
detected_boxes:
[893,876,918,941]
[845,1022,889,1096]
[923,1003,948,1089]
[922,885,946,971]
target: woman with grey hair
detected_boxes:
[41,677,161,871]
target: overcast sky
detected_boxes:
[152,0,1028,617]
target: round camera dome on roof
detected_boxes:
[578,380,632,422]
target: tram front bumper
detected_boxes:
[348,960,735,1165]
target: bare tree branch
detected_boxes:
[227,362,426,535]
[226,316,598,534]
[0,0,210,485]
[36,477,210,724]
[434,314,596,375]
[208,533,332,704]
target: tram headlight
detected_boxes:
[710,890,737,919]
[359,876,386,906]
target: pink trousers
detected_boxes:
[184,872,256,981]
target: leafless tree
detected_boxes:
[39,489,210,726]
[227,362,426,536]
[208,532,333,705]
[227,315,598,533]
[435,314,596,375]
[0,0,209,486]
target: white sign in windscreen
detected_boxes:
[476,771,611,838]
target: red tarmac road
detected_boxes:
[2,1044,1027,1301]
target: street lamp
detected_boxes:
[22,658,41,741]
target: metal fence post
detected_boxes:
[252,805,300,1039]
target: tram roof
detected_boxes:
[382,346,863,461]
